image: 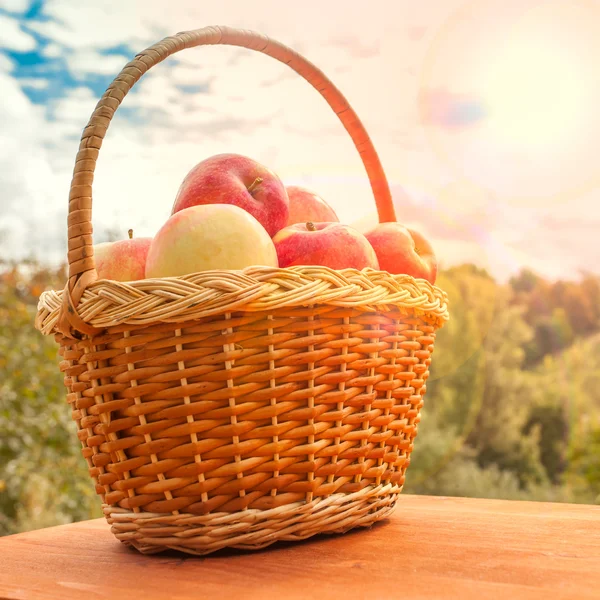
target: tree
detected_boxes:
[568,425,600,502]
[0,263,101,534]
[551,281,597,336]
[408,266,549,496]
[510,268,541,294]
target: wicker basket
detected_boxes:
[35,26,449,555]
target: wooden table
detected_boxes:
[1,495,598,600]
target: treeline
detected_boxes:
[509,268,600,365]
[406,265,600,504]
[0,262,598,535]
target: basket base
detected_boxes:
[104,483,401,555]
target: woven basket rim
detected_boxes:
[36,265,449,336]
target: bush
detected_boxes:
[0,264,101,534]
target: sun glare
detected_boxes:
[483,41,587,149]
[420,0,600,201]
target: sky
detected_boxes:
[1,0,599,281]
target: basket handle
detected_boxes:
[60,25,396,336]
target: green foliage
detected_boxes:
[510,268,541,294]
[0,264,101,535]
[568,425,600,501]
[407,266,600,505]
[511,271,600,366]
[0,262,598,535]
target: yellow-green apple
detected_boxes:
[94,229,152,282]
[172,153,289,237]
[285,186,339,226]
[364,223,437,283]
[272,222,379,270]
[145,204,278,277]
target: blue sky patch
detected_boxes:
[1,2,136,108]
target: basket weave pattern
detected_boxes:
[35,26,449,555]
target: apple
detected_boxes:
[94,229,152,282]
[364,223,437,283]
[145,204,278,278]
[172,153,289,237]
[272,222,379,270]
[285,185,339,227]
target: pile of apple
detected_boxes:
[94,153,437,285]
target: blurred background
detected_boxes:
[1,0,599,534]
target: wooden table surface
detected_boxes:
[1,495,598,600]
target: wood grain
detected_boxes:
[1,495,598,600]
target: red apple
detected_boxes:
[273,222,379,270]
[145,204,278,278]
[364,223,437,283]
[172,153,289,237]
[94,229,152,282]
[285,185,339,227]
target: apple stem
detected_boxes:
[247,177,263,194]
[306,221,316,232]
[128,228,133,239]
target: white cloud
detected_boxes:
[1,0,31,14]
[0,71,65,263]
[28,0,436,51]
[18,77,50,89]
[50,86,96,122]
[0,52,14,73]
[63,50,130,77]
[26,1,155,50]
[0,214,28,257]
[0,14,37,52]
[42,42,63,58]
